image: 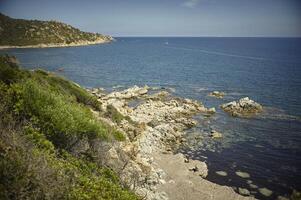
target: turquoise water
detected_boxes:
[1,37,301,199]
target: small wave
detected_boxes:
[112,85,124,89]
[196,87,209,92]
[227,92,244,96]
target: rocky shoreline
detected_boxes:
[87,86,256,200]
[0,37,114,49]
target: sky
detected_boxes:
[0,0,300,37]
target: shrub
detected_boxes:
[23,126,55,153]
[0,55,26,84]
[106,105,125,124]
[0,128,70,200]
[57,152,138,200]
[33,70,102,111]
[0,55,135,200]
[16,79,123,148]
[105,104,134,125]
[0,128,137,200]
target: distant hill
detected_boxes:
[0,13,113,48]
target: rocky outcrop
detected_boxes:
[221,97,263,117]
[208,91,225,98]
[88,86,255,200]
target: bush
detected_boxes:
[16,79,124,149]
[0,55,26,84]
[0,128,70,200]
[105,104,134,125]
[0,128,137,200]
[23,126,55,153]
[57,152,138,200]
[0,55,135,200]
[33,70,102,111]
[106,105,125,125]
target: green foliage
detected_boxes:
[23,126,55,153]
[16,79,121,148]
[0,55,26,84]
[106,104,134,125]
[106,104,125,124]
[0,55,137,199]
[0,129,70,200]
[0,129,137,200]
[0,13,112,46]
[33,70,102,111]
[0,55,124,148]
[56,151,137,200]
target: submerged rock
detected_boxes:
[210,130,222,139]
[277,196,289,200]
[221,97,263,117]
[249,184,258,189]
[208,91,225,98]
[215,171,228,176]
[235,171,251,178]
[238,187,251,196]
[258,187,273,197]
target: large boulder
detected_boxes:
[221,97,263,117]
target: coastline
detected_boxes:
[0,38,114,49]
[87,86,256,200]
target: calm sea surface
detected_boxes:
[1,37,301,199]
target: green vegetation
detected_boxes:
[105,105,137,127]
[106,105,129,124]
[0,55,137,200]
[34,71,102,110]
[0,13,113,46]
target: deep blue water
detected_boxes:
[1,37,301,199]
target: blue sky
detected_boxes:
[0,0,300,37]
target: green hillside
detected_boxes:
[0,55,138,200]
[0,13,113,46]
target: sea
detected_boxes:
[1,37,301,199]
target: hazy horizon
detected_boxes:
[0,0,301,37]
